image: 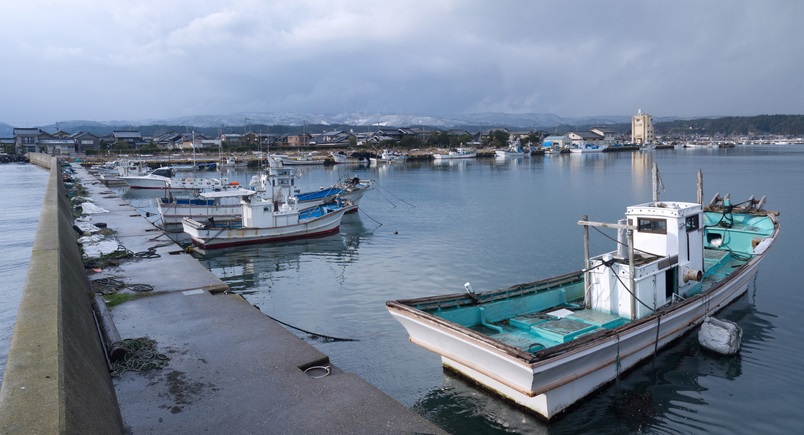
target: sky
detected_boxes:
[1,0,803,125]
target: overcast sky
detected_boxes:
[2,0,802,125]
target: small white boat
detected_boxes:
[369,149,407,164]
[387,165,779,420]
[92,159,152,185]
[182,197,355,250]
[495,145,528,157]
[569,143,608,153]
[219,156,248,168]
[331,151,369,164]
[121,168,227,190]
[433,147,477,159]
[156,187,258,229]
[270,153,325,166]
[159,168,370,230]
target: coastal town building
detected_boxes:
[542,134,571,150]
[631,109,654,145]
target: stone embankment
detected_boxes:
[0,153,445,434]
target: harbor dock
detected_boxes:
[0,155,444,434]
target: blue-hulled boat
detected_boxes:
[387,165,780,420]
[158,167,370,230]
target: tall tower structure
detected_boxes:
[631,109,654,145]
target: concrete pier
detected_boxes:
[1,155,445,434]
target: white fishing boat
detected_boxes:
[182,196,354,250]
[219,156,248,168]
[369,149,407,164]
[270,153,325,166]
[495,145,528,157]
[158,167,370,230]
[121,167,228,190]
[331,151,369,164]
[569,143,608,153]
[92,159,152,186]
[387,165,779,420]
[433,147,477,159]
[156,187,258,229]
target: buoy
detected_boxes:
[230,181,239,186]
[698,317,742,355]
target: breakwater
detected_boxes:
[0,154,123,434]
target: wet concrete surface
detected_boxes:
[73,164,445,434]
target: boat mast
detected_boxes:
[652,163,665,203]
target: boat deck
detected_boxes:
[472,307,628,351]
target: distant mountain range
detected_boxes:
[2,112,662,137]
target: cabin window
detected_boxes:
[638,218,667,234]
[685,215,700,232]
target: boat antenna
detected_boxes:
[652,163,665,203]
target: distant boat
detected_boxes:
[219,156,248,168]
[157,186,257,230]
[163,167,371,231]
[369,149,407,164]
[387,165,780,420]
[269,153,325,166]
[182,193,355,250]
[331,151,369,164]
[495,145,528,157]
[121,167,228,190]
[569,143,607,153]
[433,147,477,159]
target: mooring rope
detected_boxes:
[260,311,358,342]
[110,337,169,376]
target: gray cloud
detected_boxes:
[1,0,802,125]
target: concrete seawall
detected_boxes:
[0,154,124,433]
[1,154,445,434]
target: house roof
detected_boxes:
[570,131,604,140]
[112,131,143,139]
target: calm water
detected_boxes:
[0,163,49,380]
[5,148,804,433]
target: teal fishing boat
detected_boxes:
[387,165,780,420]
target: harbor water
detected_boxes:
[4,147,804,433]
[0,163,49,380]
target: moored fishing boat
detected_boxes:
[158,168,371,231]
[121,167,229,190]
[331,151,370,164]
[182,196,354,250]
[369,149,407,164]
[433,147,477,159]
[270,153,325,166]
[156,187,258,230]
[569,143,608,153]
[495,144,528,157]
[386,165,780,420]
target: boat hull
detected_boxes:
[157,199,243,229]
[182,205,351,249]
[387,203,779,420]
[388,259,761,419]
[433,152,477,159]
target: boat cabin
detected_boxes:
[587,201,704,320]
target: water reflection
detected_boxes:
[410,287,777,434]
[196,226,365,294]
